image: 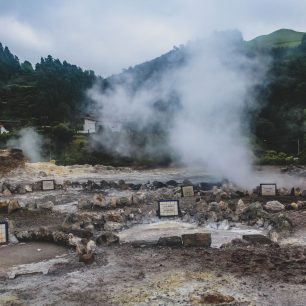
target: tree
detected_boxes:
[21,61,34,73]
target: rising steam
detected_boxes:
[7,128,43,162]
[88,31,269,186]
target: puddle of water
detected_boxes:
[7,254,69,279]
[0,242,68,269]
[118,221,265,248]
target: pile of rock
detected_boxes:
[15,227,70,245]
[0,199,20,214]
[221,234,276,248]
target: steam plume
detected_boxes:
[7,128,43,162]
[88,31,269,186]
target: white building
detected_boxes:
[79,116,122,134]
[0,125,9,134]
[80,117,97,134]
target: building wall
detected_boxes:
[0,126,8,134]
[83,119,96,133]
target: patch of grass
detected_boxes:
[247,29,305,49]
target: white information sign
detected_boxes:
[42,180,55,191]
[0,222,8,244]
[260,184,276,196]
[158,201,179,217]
[182,186,194,197]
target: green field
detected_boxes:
[247,29,305,49]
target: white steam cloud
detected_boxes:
[88,31,269,186]
[7,128,43,162]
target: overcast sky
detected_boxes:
[0,0,306,76]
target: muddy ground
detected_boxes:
[1,163,306,305]
[1,244,306,305]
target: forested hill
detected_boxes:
[104,29,306,156]
[0,45,97,126]
[1,28,306,161]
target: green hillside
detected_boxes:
[1,29,306,165]
[247,29,305,49]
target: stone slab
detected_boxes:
[242,234,273,245]
[158,236,182,247]
[182,233,211,247]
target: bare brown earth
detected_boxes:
[1,164,306,305]
[1,244,306,305]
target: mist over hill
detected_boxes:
[1,29,306,167]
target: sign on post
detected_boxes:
[260,184,277,196]
[157,200,180,218]
[42,180,55,191]
[0,221,9,244]
[182,186,194,197]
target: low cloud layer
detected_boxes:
[1,0,306,75]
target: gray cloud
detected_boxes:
[0,0,305,76]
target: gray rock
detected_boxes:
[166,180,178,187]
[26,202,37,210]
[38,171,47,177]
[16,185,26,194]
[131,240,157,247]
[32,181,42,191]
[15,230,34,241]
[2,188,11,196]
[0,199,20,214]
[242,234,273,245]
[8,233,19,244]
[96,232,119,245]
[52,231,70,246]
[240,202,264,221]
[158,236,182,247]
[24,185,32,192]
[78,198,92,210]
[220,238,249,248]
[236,199,246,214]
[269,214,293,239]
[264,201,285,213]
[118,180,128,190]
[208,202,219,212]
[37,201,54,211]
[182,233,211,247]
[104,221,124,232]
[118,196,132,207]
[92,194,107,208]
